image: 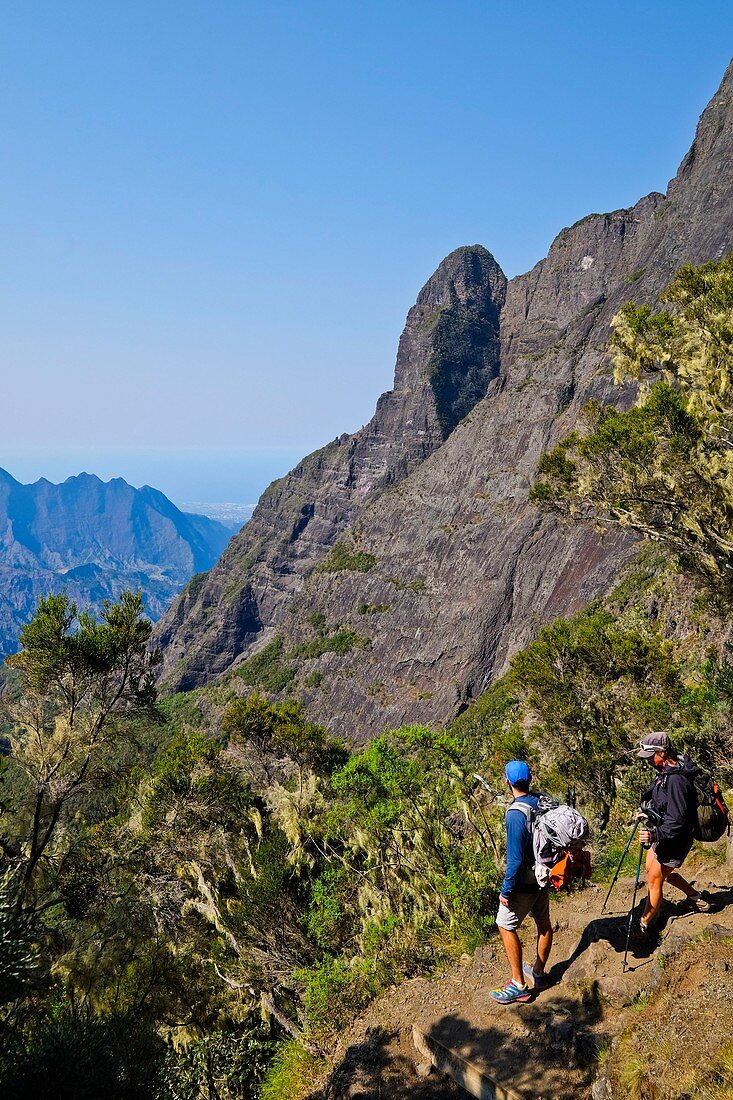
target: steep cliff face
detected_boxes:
[0,470,231,659]
[155,246,507,689]
[156,61,733,735]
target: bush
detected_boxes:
[318,542,377,573]
[259,1041,326,1100]
[237,637,295,693]
[163,1025,276,1100]
[297,955,382,1037]
[0,1006,168,1100]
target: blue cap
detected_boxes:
[505,760,531,786]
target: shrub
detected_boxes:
[318,542,376,573]
[259,1041,326,1100]
[296,955,382,1037]
[306,612,327,634]
[0,1006,168,1100]
[237,637,295,693]
[163,1025,276,1099]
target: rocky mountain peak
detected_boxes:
[669,57,733,198]
[155,60,733,722]
[415,244,506,311]
[382,243,506,443]
[155,245,507,689]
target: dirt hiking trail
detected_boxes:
[310,848,733,1099]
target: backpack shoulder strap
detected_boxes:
[507,801,533,824]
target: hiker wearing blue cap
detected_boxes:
[490,760,553,1005]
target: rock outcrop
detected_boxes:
[0,470,231,658]
[155,246,507,689]
[155,60,733,737]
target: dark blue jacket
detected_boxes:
[501,793,540,896]
[646,754,698,844]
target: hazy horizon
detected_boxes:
[1,446,307,507]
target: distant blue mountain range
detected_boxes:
[0,468,232,659]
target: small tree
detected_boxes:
[531,256,733,594]
[508,606,685,826]
[221,693,347,789]
[1,591,159,916]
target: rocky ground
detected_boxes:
[308,845,733,1099]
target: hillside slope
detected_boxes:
[0,469,231,657]
[156,60,733,738]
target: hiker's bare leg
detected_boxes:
[532,922,553,976]
[642,848,664,925]
[644,845,698,924]
[665,869,696,897]
[498,927,524,985]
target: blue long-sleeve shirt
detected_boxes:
[500,793,540,896]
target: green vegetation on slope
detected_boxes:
[2,259,733,1098]
[318,540,377,573]
[532,254,733,595]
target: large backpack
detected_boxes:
[509,796,591,891]
[692,772,730,842]
[655,757,731,844]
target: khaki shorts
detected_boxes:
[496,887,551,933]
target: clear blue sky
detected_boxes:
[1,2,731,503]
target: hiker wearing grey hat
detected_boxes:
[635,732,710,934]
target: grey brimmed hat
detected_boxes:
[637,731,672,759]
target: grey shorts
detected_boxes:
[654,835,694,870]
[496,887,551,932]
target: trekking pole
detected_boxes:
[602,819,640,913]
[622,833,649,973]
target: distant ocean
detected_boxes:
[179,502,255,530]
[1,446,307,516]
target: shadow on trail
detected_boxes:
[424,988,606,1100]
[311,886,733,1098]
[553,883,733,981]
[311,1026,463,1099]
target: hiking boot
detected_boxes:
[629,917,652,942]
[522,962,551,991]
[489,980,532,1005]
[677,891,712,913]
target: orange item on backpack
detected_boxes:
[549,848,592,891]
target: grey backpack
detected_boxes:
[509,796,590,889]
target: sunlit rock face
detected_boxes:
[155,62,733,738]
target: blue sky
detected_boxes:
[1,3,731,503]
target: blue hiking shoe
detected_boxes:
[523,963,550,991]
[490,980,532,1005]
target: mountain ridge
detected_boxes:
[0,469,232,659]
[154,58,733,737]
